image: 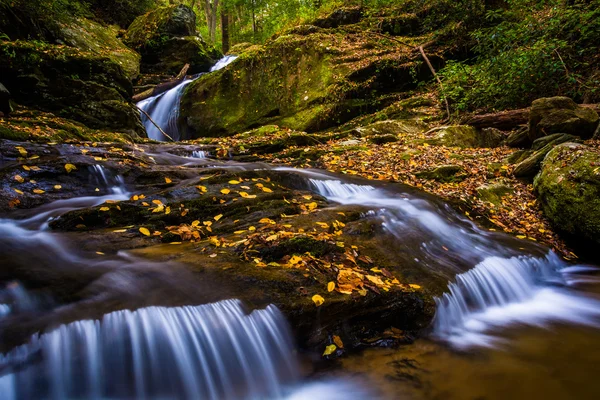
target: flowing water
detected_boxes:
[2,55,600,398]
[137,55,238,141]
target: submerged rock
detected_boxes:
[125,4,220,74]
[534,143,600,247]
[0,41,145,136]
[529,97,599,140]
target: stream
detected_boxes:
[1,57,599,399]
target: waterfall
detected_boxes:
[0,300,298,400]
[191,150,207,159]
[89,165,126,195]
[433,252,600,347]
[137,55,238,142]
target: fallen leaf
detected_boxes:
[99,207,110,211]
[33,189,45,194]
[64,164,77,173]
[333,335,344,348]
[220,188,231,195]
[13,175,24,183]
[139,227,151,236]
[214,214,223,221]
[164,177,172,184]
[312,294,325,306]
[327,281,335,292]
[322,344,336,356]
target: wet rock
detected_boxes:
[529,96,599,141]
[534,143,600,247]
[415,165,465,182]
[313,7,363,28]
[125,4,220,75]
[477,182,514,206]
[0,41,145,136]
[368,134,398,144]
[425,125,503,148]
[505,126,531,148]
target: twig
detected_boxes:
[553,48,569,78]
[135,105,176,142]
[418,46,451,121]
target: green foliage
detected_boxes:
[439,0,600,111]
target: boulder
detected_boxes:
[57,17,141,80]
[534,143,600,246]
[424,125,503,148]
[353,120,428,138]
[125,4,221,74]
[0,41,144,136]
[514,133,581,178]
[529,96,599,140]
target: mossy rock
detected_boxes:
[529,97,599,140]
[514,133,580,178]
[415,165,465,182]
[125,4,220,74]
[425,125,502,148]
[534,143,600,247]
[476,182,514,206]
[0,41,144,136]
[57,17,141,80]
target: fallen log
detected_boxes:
[465,104,600,131]
[132,63,190,103]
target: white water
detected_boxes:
[308,177,600,348]
[137,55,238,141]
[0,300,298,400]
[191,150,208,158]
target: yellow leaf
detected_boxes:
[229,180,241,184]
[366,275,384,286]
[99,207,110,211]
[96,252,105,255]
[239,192,257,199]
[516,235,527,239]
[315,222,329,229]
[29,180,37,184]
[33,189,45,194]
[261,187,273,193]
[54,185,62,190]
[22,165,30,171]
[16,146,27,157]
[209,236,221,247]
[327,281,335,292]
[164,177,172,184]
[266,234,279,241]
[409,284,421,290]
[139,227,151,236]
[14,175,24,183]
[322,344,336,356]
[152,199,163,205]
[220,188,231,195]
[312,294,325,307]
[152,205,164,213]
[289,255,303,265]
[165,206,171,215]
[302,195,313,200]
[203,221,213,226]
[196,185,207,193]
[214,214,223,221]
[64,163,77,173]
[249,226,256,231]
[259,218,275,224]
[307,202,318,211]
[113,229,127,233]
[13,189,23,194]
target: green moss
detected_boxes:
[534,143,600,244]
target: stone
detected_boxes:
[476,182,514,206]
[0,41,145,136]
[505,126,531,148]
[415,165,465,182]
[125,5,221,75]
[534,143,600,246]
[425,125,503,148]
[529,96,599,140]
[514,133,582,178]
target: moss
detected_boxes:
[534,143,600,245]
[476,182,514,206]
[259,235,342,262]
[415,165,465,182]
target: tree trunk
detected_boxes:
[202,0,220,43]
[221,11,230,54]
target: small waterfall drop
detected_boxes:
[1,300,298,400]
[137,55,238,141]
[89,165,126,195]
[191,150,207,158]
[433,253,600,347]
